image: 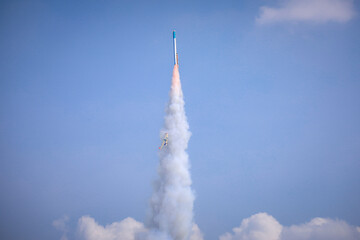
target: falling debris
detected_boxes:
[159,133,169,150]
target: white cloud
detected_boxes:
[76,216,204,240]
[256,0,356,25]
[77,216,146,240]
[56,213,359,240]
[220,213,360,240]
[219,213,282,240]
[281,217,360,240]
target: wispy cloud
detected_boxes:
[256,0,356,25]
[219,212,360,240]
[53,215,69,240]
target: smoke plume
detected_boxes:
[75,65,198,240]
[147,65,194,240]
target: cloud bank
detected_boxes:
[256,0,356,25]
[73,213,360,240]
[220,213,360,240]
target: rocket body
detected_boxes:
[173,31,178,65]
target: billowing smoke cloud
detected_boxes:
[147,65,194,240]
[220,213,360,240]
[256,0,356,25]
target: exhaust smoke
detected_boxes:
[148,64,195,240]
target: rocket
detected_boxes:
[173,30,179,65]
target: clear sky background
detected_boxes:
[0,0,359,239]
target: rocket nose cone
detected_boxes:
[173,31,176,38]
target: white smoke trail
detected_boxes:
[73,65,201,240]
[148,65,194,240]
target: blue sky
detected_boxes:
[0,0,360,239]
